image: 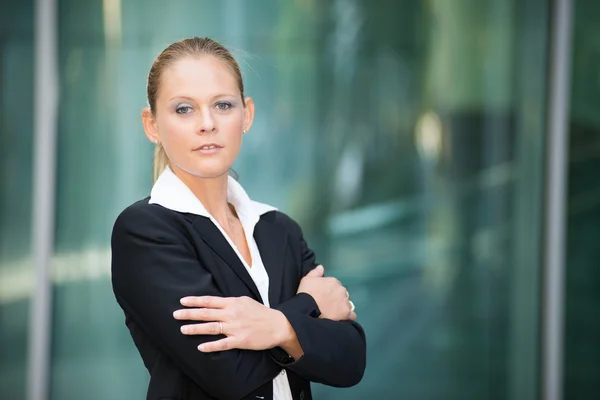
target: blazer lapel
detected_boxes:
[191,216,262,302]
[254,217,287,307]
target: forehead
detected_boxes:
[159,56,239,99]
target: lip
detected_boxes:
[193,143,223,154]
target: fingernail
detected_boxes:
[198,344,205,351]
[173,310,183,318]
[180,298,189,305]
[181,325,190,334]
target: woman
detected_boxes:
[111,37,366,400]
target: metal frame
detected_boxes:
[542,0,574,399]
[27,0,58,398]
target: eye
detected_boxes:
[176,105,193,114]
[215,101,232,111]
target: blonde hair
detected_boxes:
[153,144,169,182]
[147,37,245,181]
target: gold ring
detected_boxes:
[219,322,223,335]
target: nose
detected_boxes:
[195,106,216,134]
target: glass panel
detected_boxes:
[564,1,600,398]
[312,1,548,398]
[49,1,150,399]
[0,1,35,399]
[50,0,549,399]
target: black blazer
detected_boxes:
[111,198,366,400]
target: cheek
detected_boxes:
[161,116,192,144]
[221,112,244,131]
[220,115,244,145]
[160,122,199,165]
[221,133,242,164]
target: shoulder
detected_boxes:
[249,198,302,234]
[115,197,164,226]
[260,210,304,238]
[112,197,191,239]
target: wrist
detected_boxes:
[271,309,295,348]
[272,310,304,360]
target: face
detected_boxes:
[143,56,254,179]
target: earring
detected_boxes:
[242,129,247,134]
[153,139,158,144]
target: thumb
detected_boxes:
[305,264,324,278]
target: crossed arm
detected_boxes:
[111,206,366,400]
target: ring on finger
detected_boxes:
[349,300,355,312]
[346,290,350,299]
[219,321,224,335]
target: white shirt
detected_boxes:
[149,166,293,400]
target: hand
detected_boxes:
[173,296,300,356]
[297,265,356,321]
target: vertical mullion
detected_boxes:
[542,0,574,399]
[27,0,58,398]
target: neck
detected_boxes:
[170,164,233,225]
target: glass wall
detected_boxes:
[0,1,35,399]
[47,0,550,399]
[564,1,600,399]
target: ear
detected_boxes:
[242,97,255,134]
[142,107,159,143]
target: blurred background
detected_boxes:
[1,0,599,399]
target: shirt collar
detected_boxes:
[149,166,277,225]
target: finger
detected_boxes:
[180,322,223,335]
[348,311,357,321]
[180,296,230,308]
[173,308,225,321]
[305,265,324,278]
[198,337,237,352]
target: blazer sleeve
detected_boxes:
[269,213,367,388]
[111,204,281,400]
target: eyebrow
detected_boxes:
[168,94,238,102]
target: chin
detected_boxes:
[173,156,235,179]
[187,165,231,179]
